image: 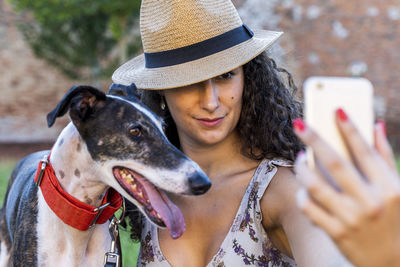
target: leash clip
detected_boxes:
[36,155,49,186]
[103,218,121,267]
[104,199,125,267]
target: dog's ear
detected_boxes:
[47,85,106,127]
[108,82,140,101]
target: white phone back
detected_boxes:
[304,76,374,163]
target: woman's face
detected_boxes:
[163,67,244,147]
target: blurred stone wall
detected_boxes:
[237,0,400,150]
[0,0,76,143]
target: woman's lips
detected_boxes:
[196,117,224,127]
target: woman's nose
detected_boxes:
[200,79,219,112]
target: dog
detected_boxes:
[0,84,211,267]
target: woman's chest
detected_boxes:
[158,183,248,267]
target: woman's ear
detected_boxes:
[156,90,167,111]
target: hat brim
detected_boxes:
[112,30,283,90]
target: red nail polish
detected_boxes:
[293,118,306,132]
[336,108,348,122]
[377,120,387,136]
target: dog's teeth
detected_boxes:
[147,199,150,204]
[125,176,134,184]
[157,213,162,219]
[132,184,137,191]
[138,191,143,198]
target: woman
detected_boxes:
[112,0,350,266]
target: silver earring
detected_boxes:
[160,97,166,110]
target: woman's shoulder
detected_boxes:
[260,164,301,227]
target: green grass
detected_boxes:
[0,160,139,266]
[0,160,15,201]
[397,157,400,173]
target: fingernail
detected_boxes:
[296,188,308,208]
[297,150,306,158]
[336,108,348,122]
[293,118,306,132]
[377,120,387,137]
[296,151,307,164]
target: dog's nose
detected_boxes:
[189,174,211,195]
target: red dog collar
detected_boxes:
[34,154,122,231]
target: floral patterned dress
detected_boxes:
[138,159,297,267]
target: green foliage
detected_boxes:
[9,0,142,80]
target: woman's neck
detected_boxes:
[179,131,258,179]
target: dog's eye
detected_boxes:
[129,126,142,137]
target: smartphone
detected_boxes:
[303,76,374,166]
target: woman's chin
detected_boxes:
[192,130,235,147]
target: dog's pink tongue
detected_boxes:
[147,187,185,239]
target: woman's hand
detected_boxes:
[292,109,400,267]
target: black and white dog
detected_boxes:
[0,85,211,266]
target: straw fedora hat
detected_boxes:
[112,0,283,90]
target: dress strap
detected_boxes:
[268,158,294,168]
[253,158,293,199]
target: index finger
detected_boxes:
[293,118,370,202]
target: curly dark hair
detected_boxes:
[239,52,303,160]
[125,51,304,241]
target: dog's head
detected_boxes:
[47,84,211,239]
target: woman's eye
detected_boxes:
[217,71,234,80]
[129,126,142,137]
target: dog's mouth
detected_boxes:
[112,167,185,239]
